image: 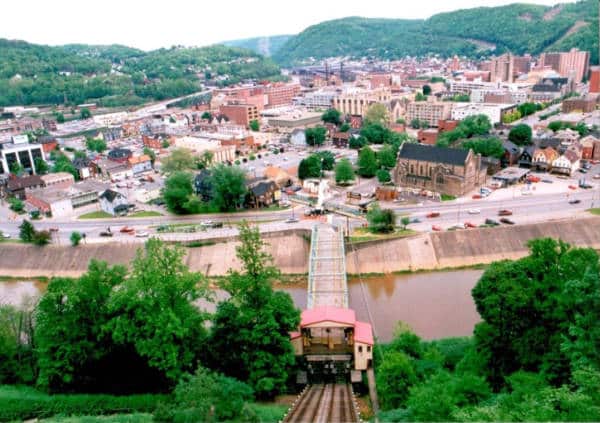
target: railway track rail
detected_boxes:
[283,383,359,423]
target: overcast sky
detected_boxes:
[3,0,577,50]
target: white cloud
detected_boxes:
[2,0,578,50]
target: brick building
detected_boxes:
[393,143,486,196]
[406,101,452,127]
[562,97,598,114]
[539,48,590,83]
[219,103,259,127]
[590,67,600,94]
[264,83,301,108]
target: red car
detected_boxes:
[426,212,441,218]
[568,185,577,190]
[527,175,540,183]
[498,209,513,216]
[432,225,442,231]
[120,226,135,233]
[464,222,477,228]
[472,194,482,200]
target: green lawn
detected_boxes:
[78,211,113,219]
[441,194,457,201]
[250,403,288,422]
[129,211,163,218]
[41,414,153,423]
[587,208,600,215]
[347,228,416,244]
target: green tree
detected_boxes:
[298,154,322,180]
[249,119,260,131]
[34,157,49,174]
[85,138,107,153]
[210,164,247,212]
[305,126,327,146]
[366,204,396,233]
[415,92,427,101]
[55,113,65,123]
[349,135,367,149]
[143,147,156,164]
[201,111,212,120]
[0,304,35,385]
[161,148,197,173]
[52,153,78,180]
[162,172,198,214]
[410,119,423,129]
[80,108,91,119]
[365,103,390,126]
[156,366,254,422]
[508,124,532,145]
[377,351,417,409]
[361,122,392,144]
[461,137,505,159]
[400,216,410,230]
[210,222,300,398]
[106,239,211,384]
[339,122,350,132]
[35,261,127,392]
[548,121,563,132]
[9,161,23,175]
[70,231,82,246]
[358,146,378,177]
[377,145,397,169]
[32,230,51,246]
[422,84,432,95]
[321,108,342,125]
[335,158,355,185]
[314,151,335,171]
[9,198,24,213]
[377,168,392,183]
[19,220,35,242]
[197,151,214,170]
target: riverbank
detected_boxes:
[0,217,598,277]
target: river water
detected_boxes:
[0,269,484,342]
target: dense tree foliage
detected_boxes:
[508,123,533,145]
[0,305,35,385]
[366,204,396,233]
[305,126,327,146]
[0,40,282,106]
[210,164,247,212]
[162,172,199,214]
[437,114,492,147]
[298,154,322,180]
[321,108,342,125]
[365,103,390,126]
[274,1,598,65]
[357,146,378,177]
[335,158,355,185]
[85,138,106,153]
[160,148,197,173]
[209,222,300,398]
[461,137,504,159]
[313,150,335,171]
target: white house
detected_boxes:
[551,150,580,175]
[99,189,129,216]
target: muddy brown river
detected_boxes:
[0,269,483,342]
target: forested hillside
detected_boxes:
[223,35,292,57]
[273,0,598,64]
[0,41,281,107]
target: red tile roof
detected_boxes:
[354,321,374,345]
[301,306,356,327]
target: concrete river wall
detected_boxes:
[1,217,599,277]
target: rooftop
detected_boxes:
[398,142,469,166]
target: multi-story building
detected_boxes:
[393,143,486,197]
[562,97,598,114]
[490,53,514,83]
[0,135,45,175]
[539,49,590,83]
[406,101,452,127]
[293,89,338,109]
[219,103,260,127]
[451,103,517,125]
[211,86,266,111]
[530,77,573,102]
[590,67,600,94]
[264,83,301,108]
[471,88,527,104]
[331,87,391,117]
[173,136,236,163]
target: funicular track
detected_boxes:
[283,383,359,423]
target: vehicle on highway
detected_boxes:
[594,174,600,180]
[2,232,11,239]
[100,231,113,237]
[498,209,513,216]
[48,227,59,232]
[467,208,480,214]
[541,179,553,183]
[569,185,578,190]
[578,168,588,173]
[464,222,477,228]
[583,163,592,170]
[426,212,440,218]
[431,225,442,231]
[485,219,500,226]
[285,218,299,223]
[500,218,515,225]
[472,194,482,199]
[569,199,581,204]
[120,226,135,233]
[135,231,149,237]
[410,217,421,223]
[527,175,540,183]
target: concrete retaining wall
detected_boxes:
[1,218,600,278]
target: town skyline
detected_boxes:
[3,0,580,51]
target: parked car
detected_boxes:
[578,168,588,173]
[285,218,299,223]
[48,227,59,232]
[426,212,441,218]
[594,174,600,180]
[527,175,540,183]
[568,185,578,190]
[569,199,581,204]
[541,179,554,183]
[431,225,442,231]
[120,226,135,233]
[485,219,500,226]
[467,209,480,214]
[410,217,421,224]
[498,209,513,216]
[464,222,477,228]
[2,232,11,239]
[472,194,482,200]
[500,218,515,225]
[135,231,149,237]
[100,231,113,237]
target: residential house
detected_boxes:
[580,135,598,160]
[6,175,44,199]
[92,159,132,181]
[532,147,559,171]
[502,140,522,167]
[393,143,486,197]
[41,172,74,190]
[518,146,535,167]
[128,155,153,175]
[99,189,130,216]
[552,149,580,175]
[332,132,350,148]
[72,157,95,180]
[245,180,279,208]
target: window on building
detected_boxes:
[410,164,414,174]
[367,346,371,352]
[358,346,363,353]
[437,174,444,184]
[420,165,423,175]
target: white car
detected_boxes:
[467,209,480,214]
[1,232,10,239]
[135,231,149,238]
